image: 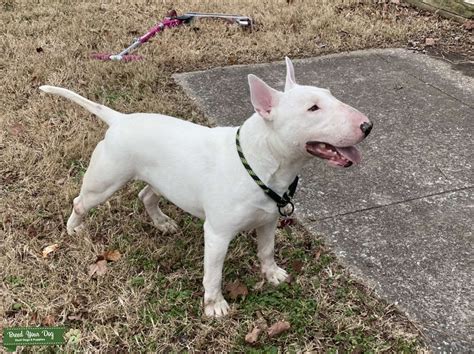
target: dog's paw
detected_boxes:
[264,265,289,285]
[154,219,179,235]
[204,298,229,318]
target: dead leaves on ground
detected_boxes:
[245,320,291,345]
[103,249,121,262]
[267,320,291,337]
[31,313,56,326]
[42,243,59,258]
[245,326,262,344]
[88,259,108,277]
[88,250,121,278]
[8,123,25,136]
[41,314,56,326]
[464,20,474,31]
[291,259,304,273]
[225,280,248,300]
[41,244,122,278]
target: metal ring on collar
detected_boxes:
[278,201,294,217]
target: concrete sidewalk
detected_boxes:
[174,49,473,352]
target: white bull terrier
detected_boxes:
[40,57,372,317]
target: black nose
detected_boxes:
[360,122,373,137]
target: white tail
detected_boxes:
[39,85,122,126]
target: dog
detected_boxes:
[40,57,372,317]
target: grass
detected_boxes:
[1,0,470,351]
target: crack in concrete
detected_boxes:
[376,52,474,109]
[311,185,473,222]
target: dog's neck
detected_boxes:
[239,114,309,196]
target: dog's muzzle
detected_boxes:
[360,122,373,137]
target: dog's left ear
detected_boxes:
[285,57,297,92]
[248,74,281,121]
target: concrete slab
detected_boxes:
[308,189,474,351]
[174,49,474,351]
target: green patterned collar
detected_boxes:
[235,126,298,216]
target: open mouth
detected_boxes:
[306,142,361,168]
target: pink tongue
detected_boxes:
[335,146,361,164]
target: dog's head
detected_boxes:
[248,57,372,167]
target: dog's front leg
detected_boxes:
[256,220,289,285]
[203,221,233,317]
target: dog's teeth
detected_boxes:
[319,143,326,149]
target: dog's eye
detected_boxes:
[308,104,320,112]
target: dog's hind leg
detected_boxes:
[67,141,131,235]
[138,185,178,234]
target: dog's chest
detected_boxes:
[237,201,279,231]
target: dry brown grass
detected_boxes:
[1,0,470,351]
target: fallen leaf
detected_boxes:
[425,37,435,46]
[103,250,121,262]
[291,260,304,273]
[87,263,97,277]
[42,315,55,326]
[42,244,59,258]
[56,177,66,185]
[314,248,322,260]
[463,20,474,30]
[267,320,291,337]
[225,280,248,300]
[67,314,82,321]
[245,326,262,344]
[390,0,400,4]
[8,123,25,136]
[88,259,107,277]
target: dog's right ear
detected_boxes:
[285,57,297,92]
[248,74,281,121]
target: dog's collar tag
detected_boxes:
[236,126,299,217]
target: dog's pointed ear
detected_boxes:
[248,74,281,121]
[285,57,297,92]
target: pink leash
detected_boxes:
[91,10,252,62]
